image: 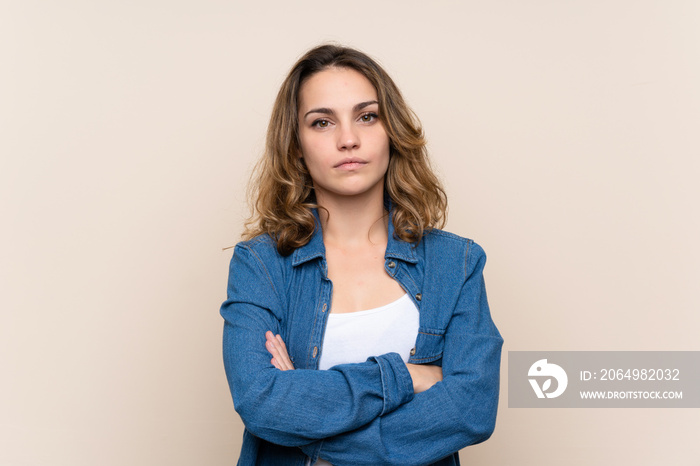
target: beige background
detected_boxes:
[2,1,699,465]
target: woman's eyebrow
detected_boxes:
[304,107,334,118]
[353,100,379,111]
[303,100,379,119]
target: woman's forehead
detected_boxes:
[298,68,378,111]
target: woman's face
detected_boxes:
[297,67,390,203]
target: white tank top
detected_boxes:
[318,293,420,370]
[313,293,420,466]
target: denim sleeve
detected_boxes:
[220,244,414,447]
[300,242,503,465]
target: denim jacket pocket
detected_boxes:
[408,327,445,364]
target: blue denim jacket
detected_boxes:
[220,210,503,466]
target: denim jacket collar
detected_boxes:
[291,205,418,267]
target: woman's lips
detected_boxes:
[334,158,368,170]
[335,161,367,170]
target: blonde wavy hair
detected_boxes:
[242,44,447,256]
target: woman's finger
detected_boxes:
[273,334,294,370]
[265,332,284,369]
[266,340,282,369]
[274,334,292,369]
[264,331,295,371]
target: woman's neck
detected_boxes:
[316,188,388,249]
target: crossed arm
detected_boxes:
[265,330,444,394]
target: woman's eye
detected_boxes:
[313,119,330,128]
[360,112,378,123]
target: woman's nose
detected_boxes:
[337,124,360,151]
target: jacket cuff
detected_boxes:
[369,352,414,415]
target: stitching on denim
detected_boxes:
[418,331,444,336]
[429,229,473,244]
[315,257,327,279]
[307,275,330,368]
[244,245,278,297]
[418,325,444,334]
[374,356,388,415]
[396,267,418,291]
[411,354,442,362]
[307,287,321,367]
[295,252,322,265]
[386,251,417,263]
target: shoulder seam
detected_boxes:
[235,243,279,297]
[426,228,474,245]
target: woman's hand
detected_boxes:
[406,363,443,393]
[265,331,295,371]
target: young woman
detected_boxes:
[220,44,503,466]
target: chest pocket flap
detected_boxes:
[409,327,445,364]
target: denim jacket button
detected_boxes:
[410,347,416,356]
[322,303,327,312]
[312,346,318,358]
[415,293,422,301]
[387,261,396,268]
